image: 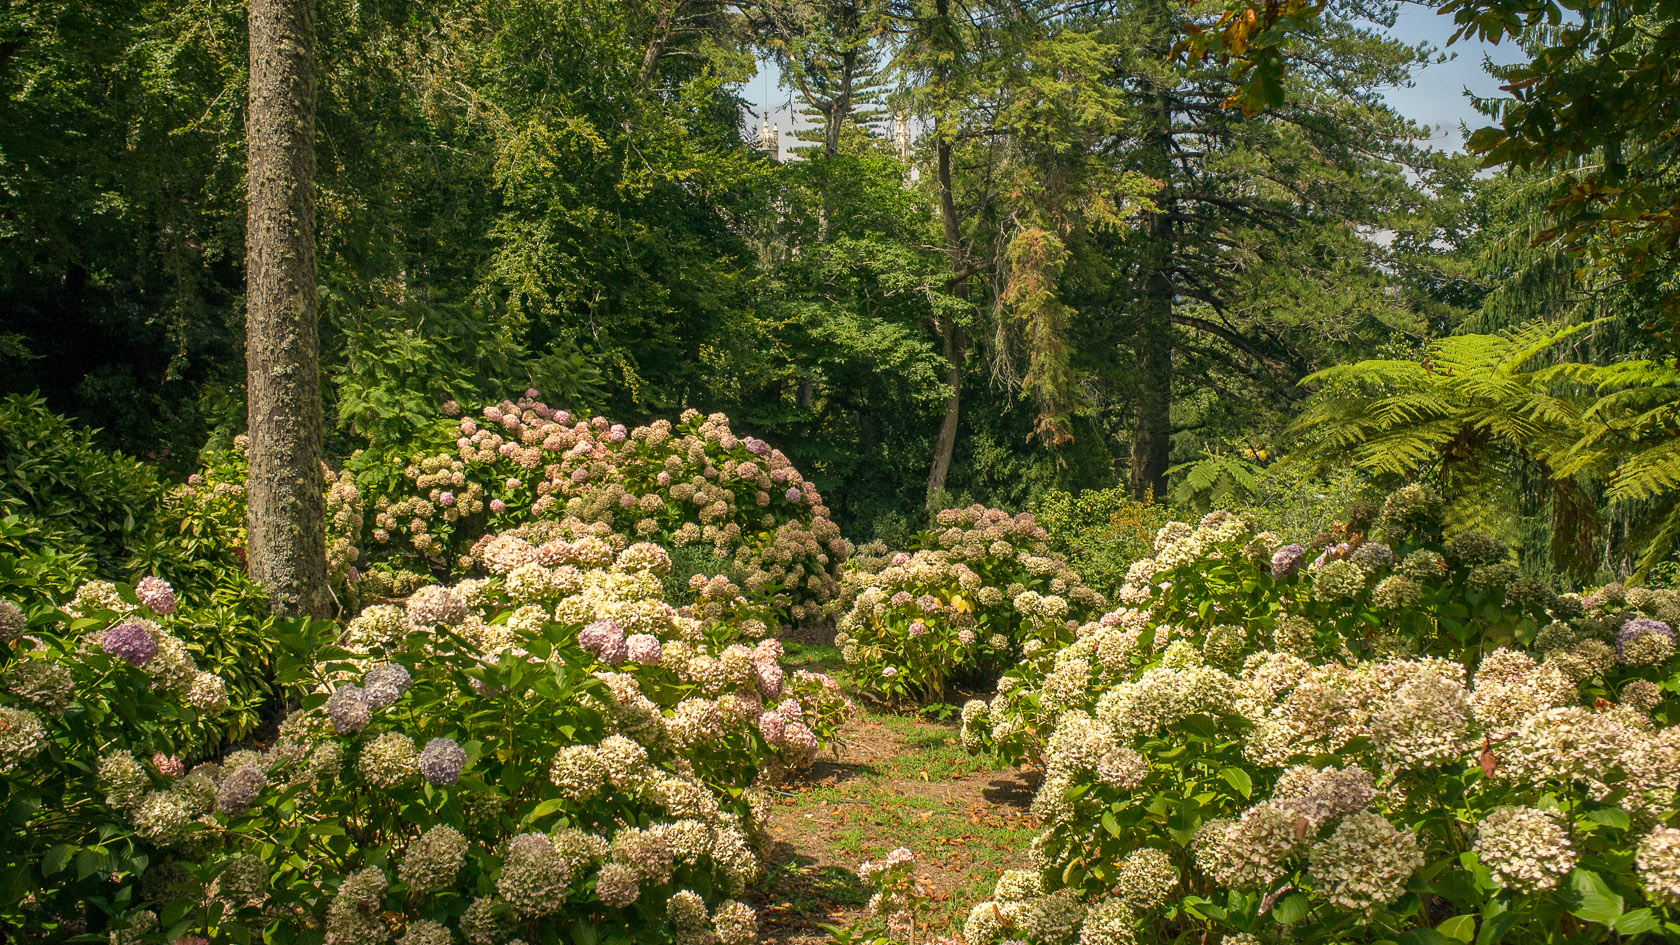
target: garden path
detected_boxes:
[750,647,1041,943]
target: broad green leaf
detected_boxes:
[1270,893,1310,925]
[1616,909,1659,935]
[527,798,569,822]
[1584,808,1631,830]
[41,845,74,877]
[1437,915,1475,943]
[1570,869,1624,927]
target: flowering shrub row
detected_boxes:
[352,395,851,620]
[953,494,1680,944]
[156,396,848,621]
[831,506,1105,704]
[1,528,853,942]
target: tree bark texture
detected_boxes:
[927,315,966,499]
[246,0,329,618]
[926,126,969,501]
[1129,93,1175,502]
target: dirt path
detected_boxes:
[749,705,1042,943]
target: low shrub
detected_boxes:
[0,575,248,938]
[1032,488,1172,597]
[832,505,1104,704]
[954,494,1680,944]
[0,393,164,578]
[1,524,852,942]
[351,395,852,620]
[828,848,962,945]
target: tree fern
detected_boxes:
[1167,448,1266,513]
[1560,361,1680,576]
[1291,320,1604,577]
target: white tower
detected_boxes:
[755,111,779,159]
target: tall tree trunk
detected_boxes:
[246,0,329,618]
[926,127,968,501]
[1129,93,1175,502]
[927,315,965,498]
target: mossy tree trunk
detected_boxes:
[245,0,329,618]
[926,118,969,502]
[1128,89,1175,503]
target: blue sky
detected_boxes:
[741,2,1526,156]
[1382,2,1524,148]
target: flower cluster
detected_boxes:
[358,396,851,619]
[951,494,1680,945]
[1,505,840,942]
[833,506,1104,703]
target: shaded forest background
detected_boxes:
[0,0,1668,554]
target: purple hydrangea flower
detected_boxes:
[418,737,467,786]
[744,437,770,457]
[326,685,372,734]
[135,577,177,616]
[363,663,412,710]
[908,621,928,637]
[1618,617,1675,662]
[784,487,803,504]
[578,620,627,664]
[1270,544,1307,580]
[102,623,157,666]
[216,764,267,815]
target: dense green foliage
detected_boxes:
[6,0,1680,938]
[947,498,1680,945]
[2,0,1478,535]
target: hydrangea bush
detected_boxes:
[353,395,851,621]
[0,577,242,933]
[2,529,853,942]
[956,495,1680,944]
[832,506,1105,704]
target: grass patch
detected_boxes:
[754,707,1041,942]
